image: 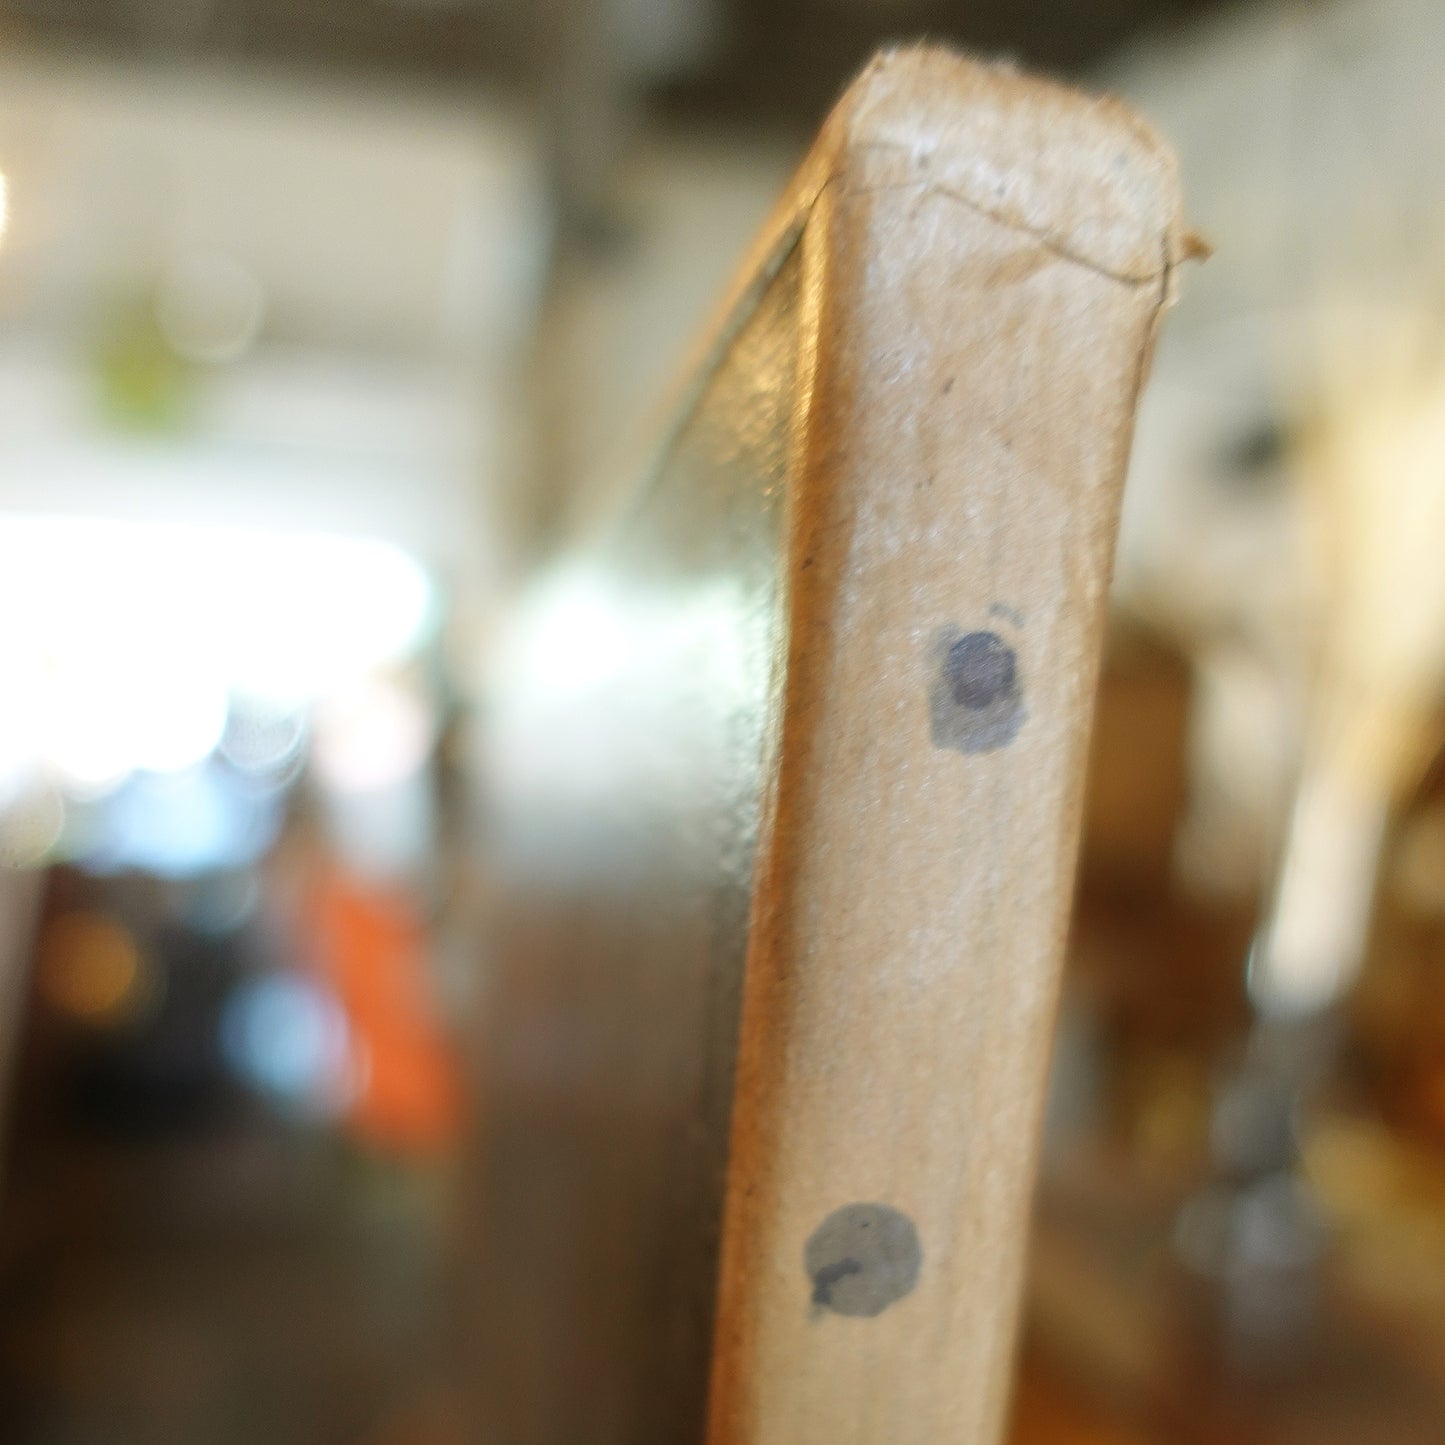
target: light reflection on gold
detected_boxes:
[38,911,149,1025]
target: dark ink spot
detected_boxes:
[941,376,954,394]
[810,1257,862,1308]
[805,1203,921,1318]
[946,631,1015,708]
[929,622,1026,754]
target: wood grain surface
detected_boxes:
[470,45,1187,1445]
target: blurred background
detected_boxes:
[2,1,1445,1442]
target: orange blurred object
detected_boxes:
[305,865,462,1154]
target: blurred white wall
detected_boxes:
[0,49,539,585]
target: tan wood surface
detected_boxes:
[470,45,1187,1445]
